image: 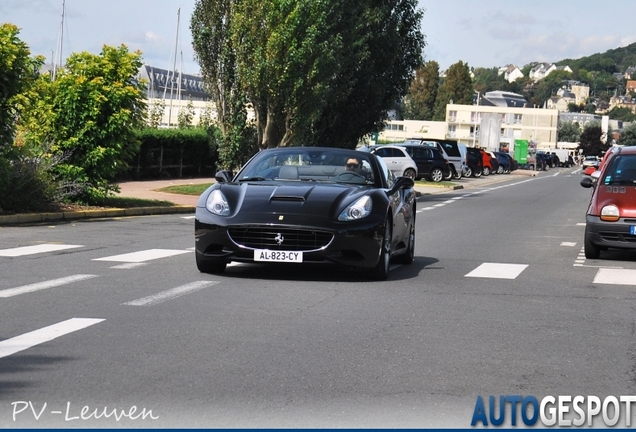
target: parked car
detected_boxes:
[493,151,513,174]
[479,148,494,176]
[395,143,451,182]
[362,145,418,180]
[487,151,500,174]
[534,152,551,171]
[195,147,416,280]
[405,138,464,180]
[465,147,484,178]
[582,156,600,169]
[580,146,636,259]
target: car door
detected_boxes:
[373,147,408,176]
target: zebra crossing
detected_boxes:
[1,239,636,361]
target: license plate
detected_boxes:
[254,249,303,263]
[631,226,636,236]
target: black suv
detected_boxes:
[465,147,484,178]
[396,144,451,182]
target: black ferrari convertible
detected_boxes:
[194,147,416,280]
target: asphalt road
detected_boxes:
[1,167,636,428]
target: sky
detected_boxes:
[3,0,636,76]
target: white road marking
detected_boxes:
[442,200,455,204]
[0,318,105,359]
[123,281,220,306]
[0,244,83,257]
[110,263,147,269]
[0,274,98,298]
[93,249,192,263]
[576,223,586,226]
[561,242,577,247]
[465,263,529,279]
[181,216,196,219]
[593,268,636,286]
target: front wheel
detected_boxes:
[584,227,601,259]
[370,221,392,281]
[482,167,491,176]
[472,168,482,178]
[464,166,473,178]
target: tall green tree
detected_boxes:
[578,122,608,156]
[48,45,147,199]
[618,122,636,147]
[433,61,473,121]
[403,61,439,120]
[557,121,581,143]
[191,0,425,151]
[0,24,43,150]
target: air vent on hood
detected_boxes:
[270,196,305,202]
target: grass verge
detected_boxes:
[155,183,213,195]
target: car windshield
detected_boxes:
[602,154,636,185]
[236,148,377,186]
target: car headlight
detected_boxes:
[206,189,230,216]
[600,205,620,222]
[338,196,372,221]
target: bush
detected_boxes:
[0,150,84,213]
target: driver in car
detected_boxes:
[345,157,363,173]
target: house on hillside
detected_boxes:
[624,66,636,80]
[529,63,572,81]
[497,64,524,83]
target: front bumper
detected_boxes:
[585,215,636,251]
[195,213,385,269]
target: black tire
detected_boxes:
[472,168,482,178]
[452,166,462,180]
[196,253,227,274]
[497,166,504,174]
[394,218,415,265]
[584,227,601,259]
[370,220,392,281]
[429,167,444,182]
[482,167,491,176]
[403,168,416,180]
[464,166,473,177]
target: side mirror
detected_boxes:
[214,170,233,183]
[580,176,595,188]
[387,176,415,195]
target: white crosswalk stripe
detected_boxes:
[0,274,99,298]
[122,280,220,306]
[0,318,105,359]
[593,268,636,286]
[0,244,83,257]
[93,249,192,263]
[465,263,528,279]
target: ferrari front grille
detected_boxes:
[228,227,333,251]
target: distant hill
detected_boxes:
[555,42,636,75]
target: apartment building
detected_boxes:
[379,104,559,155]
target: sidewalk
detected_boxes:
[0,171,539,226]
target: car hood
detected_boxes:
[198,181,372,218]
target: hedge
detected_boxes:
[121,127,219,180]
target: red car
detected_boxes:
[580,146,636,258]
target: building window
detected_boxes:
[448,125,456,137]
[471,112,480,123]
[513,114,522,124]
[448,110,457,122]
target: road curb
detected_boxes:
[0,205,196,227]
